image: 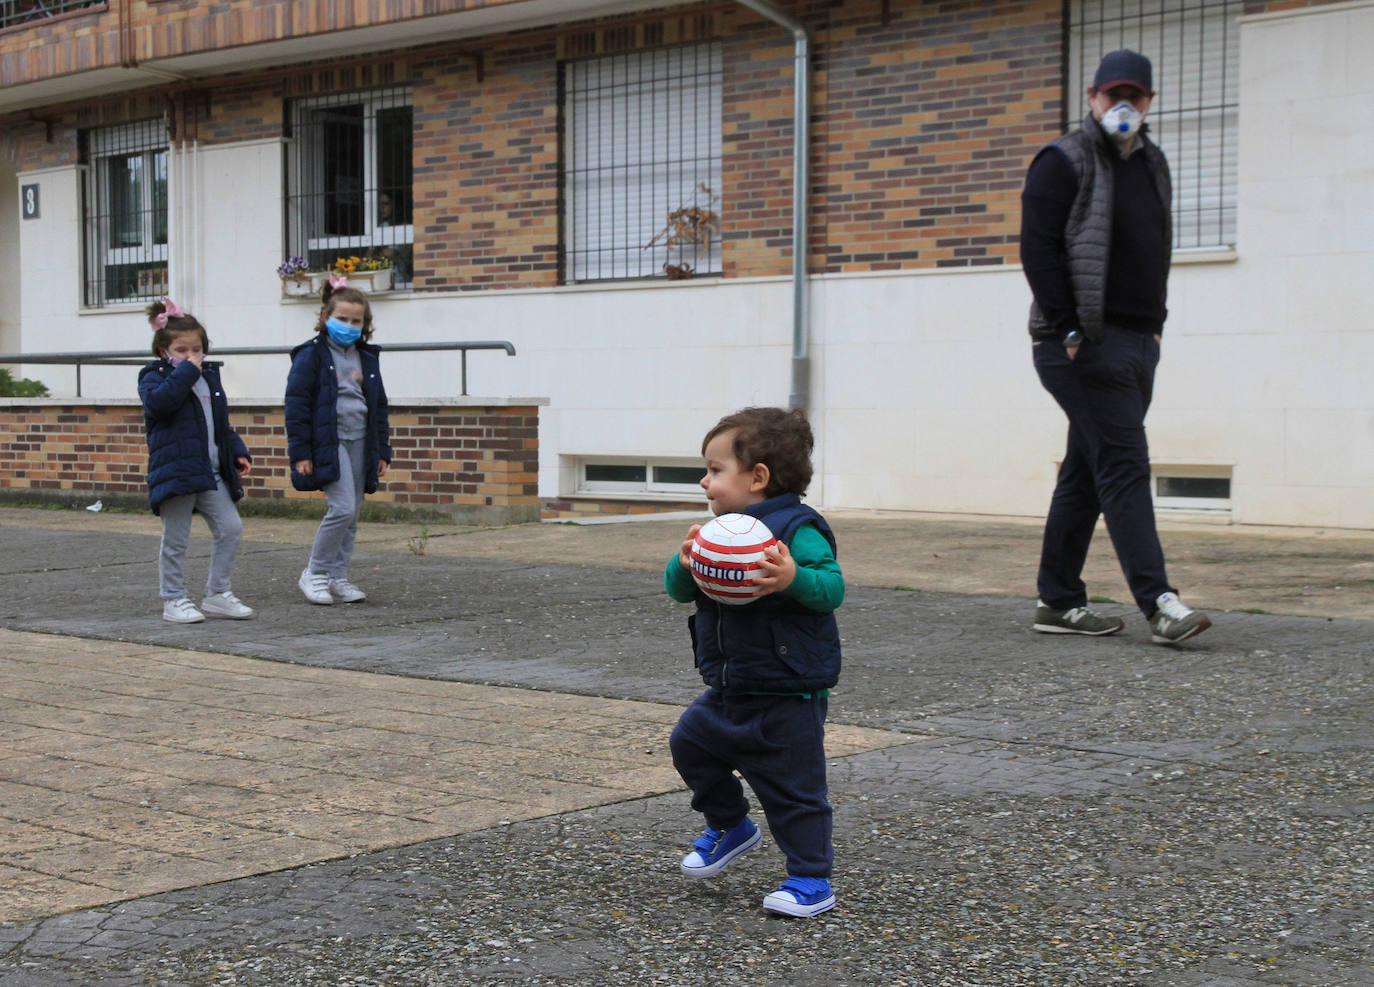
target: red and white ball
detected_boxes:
[689,513,778,605]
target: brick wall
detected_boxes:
[541,496,705,521]
[1,0,1355,277]
[409,41,560,291]
[0,400,542,523]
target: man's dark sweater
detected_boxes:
[1020,141,1169,336]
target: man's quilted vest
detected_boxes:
[1027,113,1172,343]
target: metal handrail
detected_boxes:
[0,341,516,397]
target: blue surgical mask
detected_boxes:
[326,317,362,346]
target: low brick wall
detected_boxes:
[541,497,704,521]
[0,398,544,524]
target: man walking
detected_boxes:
[1020,49,1211,645]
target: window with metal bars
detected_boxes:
[1067,0,1239,249]
[561,42,722,283]
[284,87,414,284]
[79,120,169,308]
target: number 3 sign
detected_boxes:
[21,184,39,219]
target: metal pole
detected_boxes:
[733,0,810,411]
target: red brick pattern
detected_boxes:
[541,497,704,521]
[0,0,1355,276]
[409,43,561,290]
[0,402,541,519]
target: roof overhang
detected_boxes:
[0,0,671,117]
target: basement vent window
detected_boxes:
[1153,467,1232,514]
[578,459,702,497]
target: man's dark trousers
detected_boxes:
[1033,325,1175,618]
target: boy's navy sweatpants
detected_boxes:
[669,689,832,878]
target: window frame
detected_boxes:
[1151,464,1234,515]
[576,457,704,497]
[1066,0,1241,250]
[80,120,170,309]
[560,41,724,284]
[284,86,414,283]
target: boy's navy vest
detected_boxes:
[689,493,842,694]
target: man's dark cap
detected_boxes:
[1093,49,1153,93]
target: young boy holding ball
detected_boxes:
[665,406,845,917]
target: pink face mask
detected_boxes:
[165,353,185,367]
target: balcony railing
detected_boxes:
[0,341,517,397]
[1,0,103,30]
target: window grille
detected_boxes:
[561,42,723,283]
[79,119,169,308]
[1067,0,1240,249]
[284,87,414,284]
[0,0,102,30]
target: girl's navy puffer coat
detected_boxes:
[284,333,392,492]
[137,360,250,515]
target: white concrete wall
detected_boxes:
[10,0,1372,529]
[0,156,20,355]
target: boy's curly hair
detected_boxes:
[146,300,210,357]
[702,406,814,498]
[315,281,375,342]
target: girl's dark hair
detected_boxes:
[315,281,375,341]
[702,406,814,498]
[146,300,210,357]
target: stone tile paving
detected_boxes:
[0,630,903,924]
[0,512,1370,984]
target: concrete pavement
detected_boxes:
[0,505,1370,985]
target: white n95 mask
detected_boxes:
[1100,102,1143,142]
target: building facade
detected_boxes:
[2,0,1370,527]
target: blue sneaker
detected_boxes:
[679,818,762,878]
[763,876,836,917]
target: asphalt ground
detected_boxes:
[0,504,1370,986]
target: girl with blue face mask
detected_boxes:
[284,277,393,607]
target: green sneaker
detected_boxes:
[1032,599,1125,636]
[1149,592,1212,644]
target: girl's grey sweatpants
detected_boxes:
[158,478,243,600]
[307,438,367,580]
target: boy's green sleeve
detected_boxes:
[784,525,845,612]
[665,552,698,603]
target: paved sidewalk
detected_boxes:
[0,506,1370,985]
[0,628,907,923]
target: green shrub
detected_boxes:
[0,368,49,397]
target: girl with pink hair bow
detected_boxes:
[138,298,255,624]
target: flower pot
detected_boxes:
[350,268,393,293]
[281,276,314,298]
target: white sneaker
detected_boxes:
[162,598,205,624]
[201,591,254,619]
[1149,592,1212,644]
[328,578,367,603]
[298,569,333,605]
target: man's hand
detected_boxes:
[294,459,313,476]
[235,457,251,477]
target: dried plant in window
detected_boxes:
[645,183,720,259]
